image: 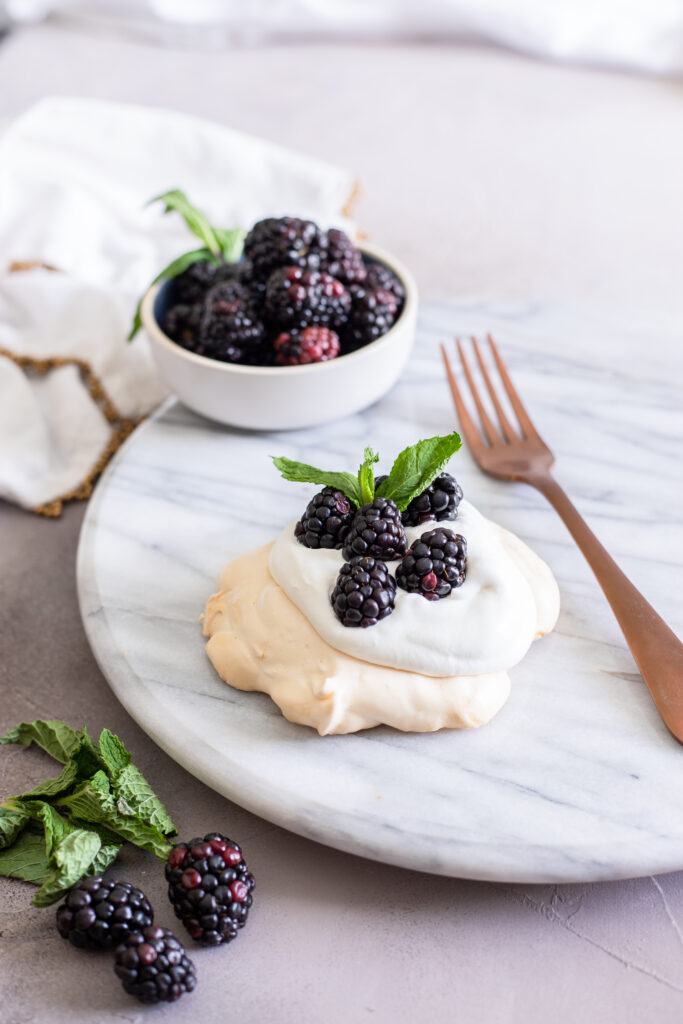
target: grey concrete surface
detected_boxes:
[1,22,683,1024]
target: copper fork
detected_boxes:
[441,335,683,743]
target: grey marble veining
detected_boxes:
[77,300,683,883]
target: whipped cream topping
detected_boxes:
[269,499,560,678]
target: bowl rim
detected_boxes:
[140,240,417,377]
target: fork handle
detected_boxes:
[530,473,683,742]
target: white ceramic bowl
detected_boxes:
[141,241,417,431]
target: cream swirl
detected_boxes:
[269,499,559,677]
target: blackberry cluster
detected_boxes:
[165,832,255,947]
[331,556,396,628]
[342,497,408,562]
[345,284,400,349]
[401,473,463,527]
[295,487,354,549]
[274,326,340,366]
[265,267,350,330]
[168,260,238,306]
[159,216,405,367]
[243,216,326,281]
[199,280,265,363]
[322,228,368,285]
[55,877,153,951]
[114,926,196,1004]
[396,528,467,600]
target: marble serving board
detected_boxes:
[77,299,683,883]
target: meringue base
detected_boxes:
[203,543,512,736]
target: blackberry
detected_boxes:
[274,326,340,365]
[396,527,467,600]
[365,261,406,305]
[322,228,367,285]
[114,926,196,1004]
[346,284,399,349]
[331,556,396,628]
[265,267,350,330]
[162,302,202,347]
[165,832,255,947]
[295,487,354,549]
[342,497,408,561]
[200,280,265,363]
[55,877,153,951]
[244,217,326,281]
[169,259,237,306]
[401,473,463,527]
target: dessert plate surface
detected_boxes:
[77,300,683,883]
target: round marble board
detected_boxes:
[77,300,683,884]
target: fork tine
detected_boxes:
[440,345,487,456]
[456,339,501,446]
[487,334,539,439]
[471,337,517,442]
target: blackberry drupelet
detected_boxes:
[396,527,467,600]
[295,487,354,549]
[244,217,326,281]
[55,877,153,951]
[365,261,406,305]
[165,833,255,947]
[200,280,265,363]
[401,473,464,527]
[114,926,196,1004]
[342,497,408,562]
[322,228,367,285]
[265,267,350,331]
[345,284,399,349]
[274,326,340,365]
[331,556,396,628]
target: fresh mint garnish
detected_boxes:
[150,189,223,258]
[0,719,82,763]
[128,189,248,340]
[271,457,363,509]
[0,719,177,905]
[377,433,462,509]
[0,806,29,849]
[0,831,51,885]
[272,431,461,512]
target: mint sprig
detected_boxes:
[0,719,177,906]
[272,432,461,512]
[128,189,247,340]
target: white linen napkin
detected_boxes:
[0,97,356,512]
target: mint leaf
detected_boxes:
[358,447,379,507]
[86,843,121,878]
[59,774,172,861]
[128,246,216,340]
[377,432,462,510]
[0,806,29,849]
[0,831,50,884]
[150,189,221,258]
[17,800,74,855]
[32,829,101,907]
[98,729,131,777]
[272,456,361,508]
[114,765,176,837]
[17,760,80,801]
[71,728,107,778]
[213,227,247,263]
[0,720,81,763]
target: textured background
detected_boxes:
[1,23,683,1023]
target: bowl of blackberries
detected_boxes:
[136,195,417,430]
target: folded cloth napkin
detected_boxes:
[0,97,356,513]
